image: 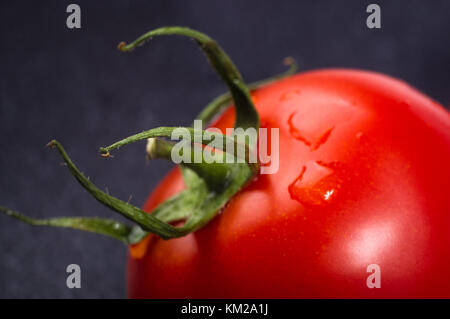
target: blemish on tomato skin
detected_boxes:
[288,113,312,147]
[287,112,334,151]
[311,127,334,151]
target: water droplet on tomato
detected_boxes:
[288,161,341,206]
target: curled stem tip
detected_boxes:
[117,41,127,51]
[46,140,57,148]
[100,150,110,158]
[118,26,259,131]
[283,56,297,68]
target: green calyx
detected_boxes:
[1,26,297,244]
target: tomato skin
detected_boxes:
[127,69,450,298]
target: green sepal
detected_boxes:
[195,57,297,128]
[0,138,252,241]
[0,206,146,244]
[118,26,259,132]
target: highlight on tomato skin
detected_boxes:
[128,69,450,298]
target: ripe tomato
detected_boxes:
[128,69,450,298]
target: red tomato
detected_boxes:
[127,69,450,298]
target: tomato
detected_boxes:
[127,69,450,298]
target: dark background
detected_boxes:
[0,0,448,298]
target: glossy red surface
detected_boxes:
[128,70,450,298]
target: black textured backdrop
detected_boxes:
[0,0,449,298]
